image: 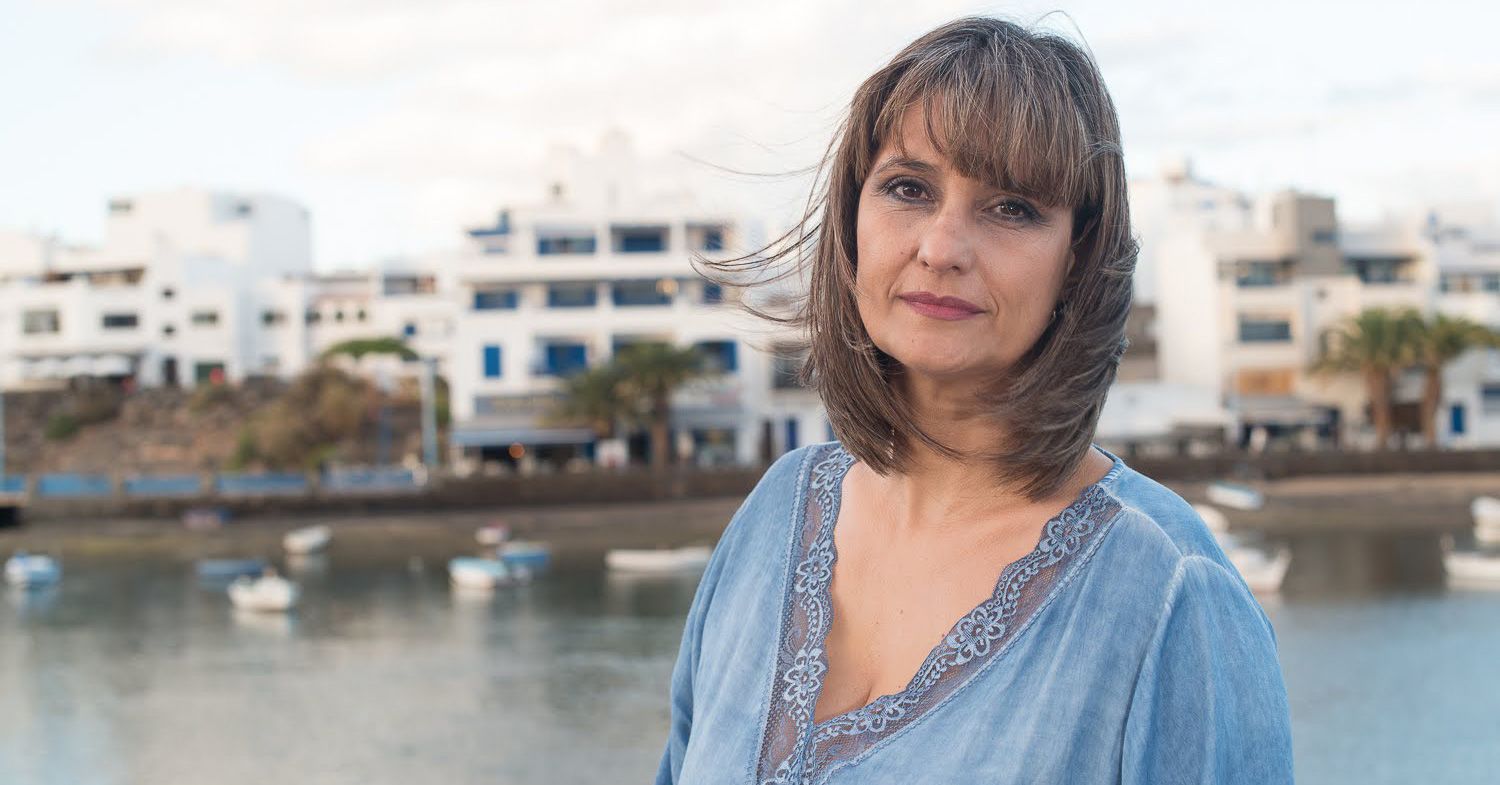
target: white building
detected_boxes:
[1145,163,1500,449]
[0,189,312,389]
[437,134,826,469]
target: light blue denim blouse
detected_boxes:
[655,440,1294,784]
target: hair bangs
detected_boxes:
[871,41,1093,211]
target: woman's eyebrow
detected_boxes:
[871,156,939,177]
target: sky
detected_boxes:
[2,0,1498,270]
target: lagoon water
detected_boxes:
[1,550,1497,784]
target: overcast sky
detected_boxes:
[3,0,1497,270]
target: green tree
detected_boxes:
[1409,313,1500,447]
[614,343,707,470]
[545,364,633,441]
[320,336,419,362]
[1314,307,1422,450]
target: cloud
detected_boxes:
[52,0,1500,265]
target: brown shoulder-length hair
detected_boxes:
[696,15,1137,501]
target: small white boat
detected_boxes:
[448,557,530,590]
[283,524,332,555]
[1472,496,1500,547]
[1226,545,1292,594]
[1213,531,1290,594]
[1206,481,1264,511]
[1445,551,1500,585]
[4,552,61,588]
[1191,503,1230,534]
[227,571,300,612]
[605,546,713,574]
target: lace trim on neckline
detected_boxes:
[755,442,1125,785]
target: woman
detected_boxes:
[657,16,1294,785]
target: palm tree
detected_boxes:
[1410,314,1500,447]
[1314,307,1422,450]
[545,364,633,442]
[614,343,706,470]
[320,336,419,362]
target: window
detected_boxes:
[1451,404,1467,435]
[1485,275,1500,293]
[1235,260,1289,287]
[688,223,728,252]
[108,198,133,214]
[701,228,724,252]
[1483,384,1500,416]
[1238,315,1292,343]
[694,340,737,373]
[612,225,668,253]
[161,287,175,300]
[334,310,345,323]
[539,343,588,377]
[356,309,368,322]
[22,309,60,335]
[305,309,322,325]
[474,288,519,310]
[101,313,139,330]
[611,279,672,307]
[702,282,724,304]
[194,362,226,384]
[1311,228,1337,245]
[191,310,220,327]
[547,282,598,308]
[537,231,597,255]
[162,324,176,338]
[1345,257,1406,285]
[261,310,286,327]
[403,322,417,337]
[483,345,503,379]
[772,346,806,389]
[234,202,254,218]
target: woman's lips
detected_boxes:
[899,297,983,321]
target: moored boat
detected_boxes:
[448,556,530,590]
[283,524,331,555]
[4,552,61,588]
[228,570,301,612]
[499,541,552,573]
[1206,481,1264,511]
[605,546,712,574]
[1472,496,1500,547]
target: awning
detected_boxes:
[1233,395,1334,426]
[451,423,597,447]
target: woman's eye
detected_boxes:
[993,200,1036,221]
[884,179,928,201]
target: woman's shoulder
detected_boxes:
[1094,454,1268,623]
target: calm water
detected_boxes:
[1,551,1497,784]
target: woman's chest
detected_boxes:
[814,517,1046,723]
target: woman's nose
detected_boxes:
[917,207,976,274]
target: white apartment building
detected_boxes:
[1147,166,1500,449]
[0,189,312,389]
[438,134,826,469]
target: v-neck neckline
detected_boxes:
[755,441,1127,784]
[810,442,1125,734]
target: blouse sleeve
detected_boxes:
[1120,555,1296,784]
[652,538,721,785]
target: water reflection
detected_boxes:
[2,547,1497,784]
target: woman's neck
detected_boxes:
[868,372,1105,540]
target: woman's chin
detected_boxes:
[891,356,1000,382]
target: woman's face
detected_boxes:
[854,104,1076,387]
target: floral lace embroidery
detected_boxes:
[756,442,1125,784]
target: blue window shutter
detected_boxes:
[483,345,503,378]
